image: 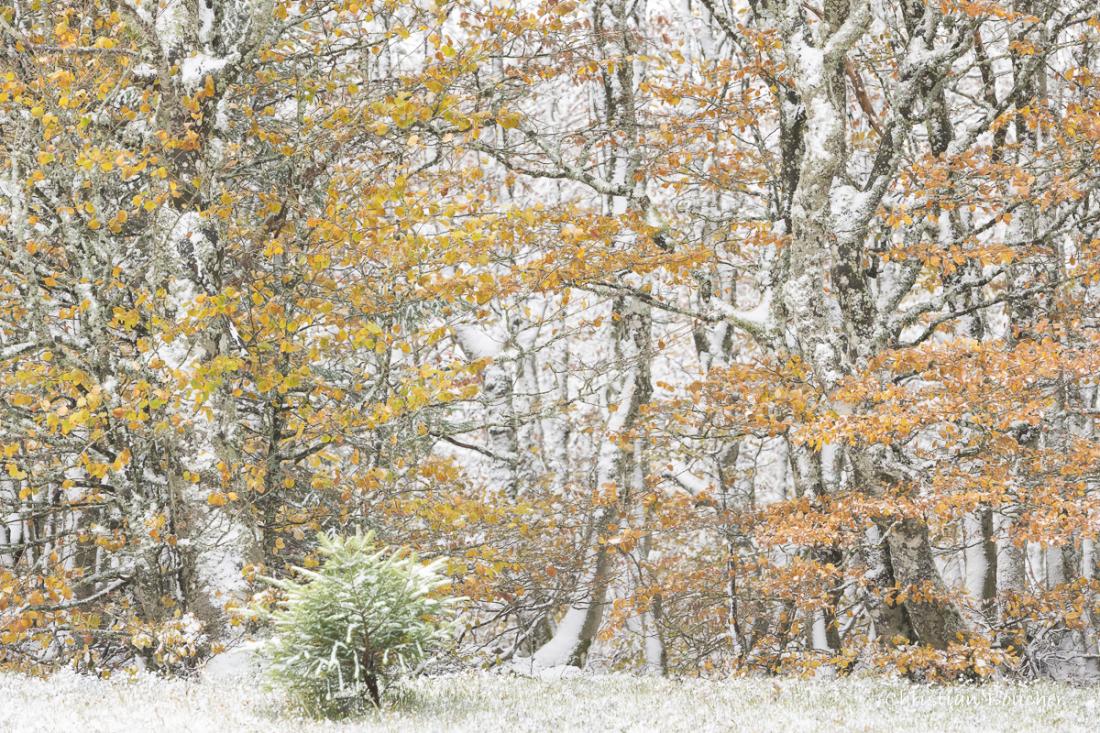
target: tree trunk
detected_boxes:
[885,519,966,649]
[530,296,651,668]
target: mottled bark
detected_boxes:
[884,519,966,649]
[762,0,971,651]
[454,325,523,499]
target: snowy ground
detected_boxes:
[1,666,1098,732]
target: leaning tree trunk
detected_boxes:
[530,295,652,668]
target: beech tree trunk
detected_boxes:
[759,0,969,649]
[531,295,652,668]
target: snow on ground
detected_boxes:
[1,667,1097,733]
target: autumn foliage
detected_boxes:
[2,0,1100,683]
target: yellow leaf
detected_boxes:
[496,109,522,130]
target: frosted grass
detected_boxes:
[1,668,1097,732]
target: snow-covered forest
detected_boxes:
[4,0,1100,712]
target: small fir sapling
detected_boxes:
[259,532,459,717]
